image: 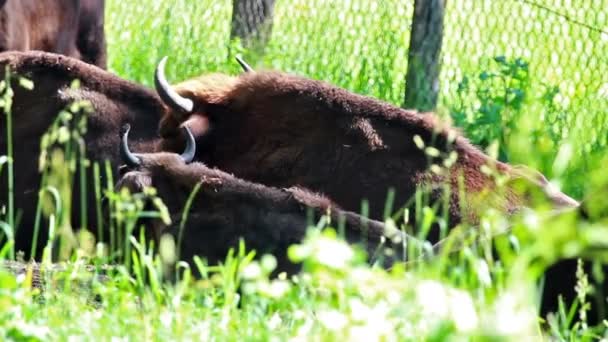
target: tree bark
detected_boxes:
[403,0,447,111]
[230,0,276,53]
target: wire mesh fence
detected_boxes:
[107,0,608,194]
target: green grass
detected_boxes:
[1,0,608,340]
[106,0,608,195]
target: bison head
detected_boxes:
[508,165,580,210]
[121,123,196,168]
[117,123,212,243]
[154,56,251,140]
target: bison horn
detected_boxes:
[120,124,141,167]
[180,125,196,163]
[155,56,194,113]
[235,56,253,73]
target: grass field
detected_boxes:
[106,0,608,196]
[1,0,608,340]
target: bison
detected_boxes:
[0,51,163,258]
[153,59,586,321]
[0,0,106,68]
[154,58,580,243]
[117,125,419,275]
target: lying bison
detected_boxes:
[0,0,106,68]
[155,58,579,242]
[0,52,255,259]
[117,125,419,274]
[0,51,163,258]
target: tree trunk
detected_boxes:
[403,0,446,111]
[230,0,276,53]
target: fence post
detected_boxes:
[403,0,446,111]
[230,0,276,53]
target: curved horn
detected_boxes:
[235,56,253,73]
[180,125,196,163]
[120,124,141,167]
[154,56,194,113]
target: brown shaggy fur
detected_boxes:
[116,152,415,275]
[0,0,106,68]
[0,51,165,258]
[158,70,579,241]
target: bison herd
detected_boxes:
[0,0,599,324]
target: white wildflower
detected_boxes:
[261,254,278,273]
[413,135,425,149]
[425,146,441,157]
[265,279,291,299]
[476,260,492,287]
[290,319,313,342]
[448,289,478,332]
[415,280,449,319]
[268,312,283,330]
[415,280,478,333]
[598,82,608,98]
[12,320,52,340]
[159,310,173,328]
[193,321,211,339]
[292,310,307,321]
[349,302,395,341]
[241,262,262,280]
[349,298,371,322]
[317,309,348,331]
[489,292,536,336]
[522,209,539,231]
[313,237,354,269]
[386,290,401,305]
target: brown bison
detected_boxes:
[117,125,418,275]
[154,58,580,243]
[0,0,106,68]
[0,51,162,258]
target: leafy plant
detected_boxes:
[450,56,531,160]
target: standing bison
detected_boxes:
[0,51,162,258]
[155,58,580,242]
[0,0,106,68]
[117,125,416,275]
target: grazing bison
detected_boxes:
[117,125,418,275]
[0,0,106,68]
[0,51,163,258]
[155,58,580,242]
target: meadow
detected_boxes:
[1,0,608,339]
